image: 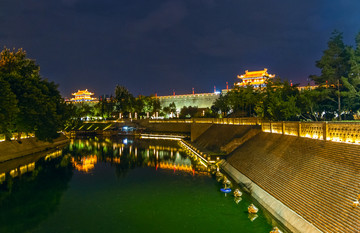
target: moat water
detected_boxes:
[0,137,286,233]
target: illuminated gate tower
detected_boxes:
[235,68,275,88]
[70,89,97,102]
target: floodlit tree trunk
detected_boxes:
[5,133,12,141]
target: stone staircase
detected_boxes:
[227,132,360,233]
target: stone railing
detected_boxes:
[148,118,360,145]
[149,117,259,125]
[0,133,35,142]
[261,121,360,144]
[149,119,194,124]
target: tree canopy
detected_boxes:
[0,48,66,141]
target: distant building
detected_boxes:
[235,68,275,88]
[70,89,98,103]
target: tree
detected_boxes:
[0,47,66,141]
[35,80,67,140]
[341,31,360,118]
[256,78,301,121]
[0,77,19,140]
[151,98,161,115]
[310,30,351,120]
[169,102,176,113]
[310,30,350,85]
[133,96,145,117]
[211,93,230,117]
[95,97,115,119]
[227,85,259,117]
[179,106,198,118]
[162,106,171,116]
[162,102,177,118]
[141,96,154,117]
[298,87,323,121]
[62,103,79,130]
[114,85,134,116]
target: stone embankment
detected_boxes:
[226,132,360,232]
[0,135,69,163]
[147,121,360,233]
[191,124,261,153]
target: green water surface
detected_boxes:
[0,137,285,233]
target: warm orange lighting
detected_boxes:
[0,173,5,184]
[236,68,275,88]
[45,150,62,161]
[72,155,97,172]
[70,89,97,102]
[10,169,18,178]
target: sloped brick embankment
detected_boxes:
[227,132,360,233]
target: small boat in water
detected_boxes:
[270,227,283,233]
[234,197,242,204]
[248,204,258,214]
[223,176,231,187]
[248,213,258,222]
[233,189,242,197]
[216,171,223,177]
[220,188,232,193]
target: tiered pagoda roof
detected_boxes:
[70,89,97,102]
[236,68,275,87]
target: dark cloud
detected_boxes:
[0,0,359,96]
[127,1,188,36]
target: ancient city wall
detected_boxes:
[158,93,219,110]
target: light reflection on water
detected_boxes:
[68,137,208,176]
[0,136,284,233]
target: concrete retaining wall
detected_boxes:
[137,120,191,134]
[191,123,212,142]
[0,135,69,163]
[192,124,259,152]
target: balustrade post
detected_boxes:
[282,121,285,135]
[298,122,301,137]
[323,122,328,141]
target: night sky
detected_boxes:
[1,0,359,97]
